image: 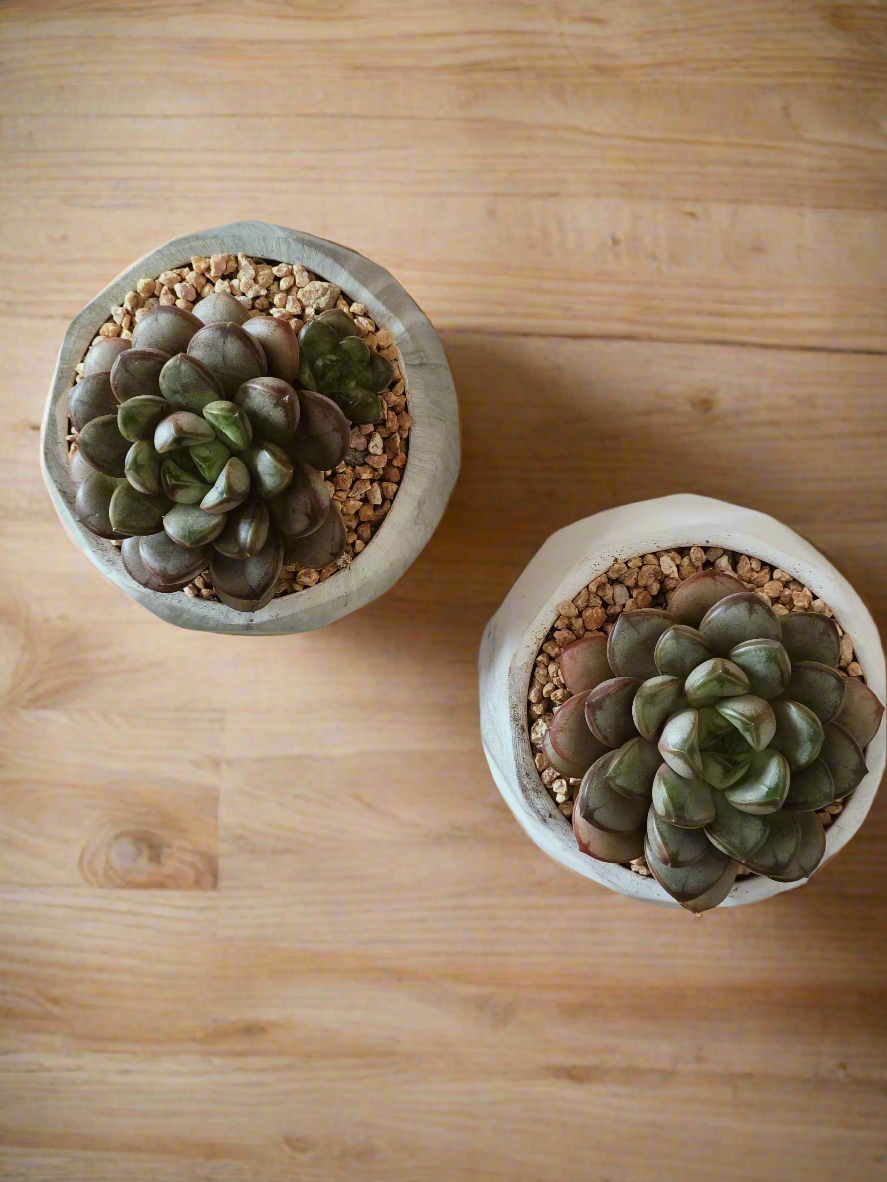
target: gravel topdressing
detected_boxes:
[69,252,411,602]
[527,544,866,876]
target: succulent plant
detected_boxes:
[544,570,884,912]
[296,309,395,424]
[69,296,360,612]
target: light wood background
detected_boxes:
[2,2,887,1179]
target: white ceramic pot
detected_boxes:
[41,220,460,635]
[479,494,885,909]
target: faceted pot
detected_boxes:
[478,495,885,909]
[41,220,460,634]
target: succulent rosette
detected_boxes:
[542,570,884,912]
[296,308,395,425]
[68,296,367,612]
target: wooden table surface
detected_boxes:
[2,3,887,1179]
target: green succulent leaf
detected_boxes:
[241,442,295,500]
[74,470,122,538]
[684,657,750,707]
[163,503,227,549]
[705,791,769,861]
[658,709,704,779]
[186,322,266,397]
[77,414,131,477]
[728,638,792,700]
[154,411,215,453]
[604,737,661,800]
[575,753,650,835]
[542,691,610,779]
[782,661,846,723]
[82,336,131,377]
[212,498,270,560]
[769,811,826,882]
[779,612,842,667]
[574,790,645,865]
[646,840,737,913]
[192,290,250,327]
[742,811,802,878]
[117,395,171,443]
[695,704,734,749]
[667,569,746,627]
[69,372,117,431]
[109,482,168,536]
[200,456,251,514]
[368,351,395,392]
[109,347,169,402]
[333,385,382,425]
[557,633,613,696]
[160,458,212,505]
[281,503,347,570]
[607,609,675,680]
[646,808,711,868]
[288,389,351,471]
[124,440,162,496]
[652,763,715,828]
[337,334,371,369]
[700,750,751,789]
[782,758,836,812]
[819,721,868,799]
[242,316,300,384]
[835,677,885,748]
[235,377,300,445]
[158,352,224,413]
[769,700,825,770]
[189,439,231,484]
[209,528,284,613]
[138,530,208,588]
[654,624,711,679]
[699,592,781,655]
[131,306,201,356]
[631,675,686,741]
[724,749,790,814]
[585,677,641,748]
[299,319,340,364]
[714,695,777,751]
[121,534,189,593]
[202,400,254,452]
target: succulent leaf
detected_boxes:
[281,503,346,569]
[160,458,212,504]
[782,758,836,812]
[187,322,266,397]
[604,737,661,800]
[819,721,868,799]
[652,763,715,828]
[121,534,190,593]
[242,316,300,384]
[333,386,383,425]
[699,592,781,654]
[654,624,711,679]
[139,531,208,587]
[575,753,650,834]
[74,470,122,538]
[543,691,610,778]
[189,439,231,484]
[124,440,163,495]
[131,306,202,355]
[769,811,826,882]
[163,503,227,549]
[574,804,645,863]
[200,456,251,514]
[695,704,734,749]
[192,290,250,327]
[213,498,270,560]
[700,751,751,789]
[368,351,395,393]
[705,792,769,861]
[714,695,777,751]
[585,677,641,748]
[557,633,613,695]
[646,809,711,868]
[77,414,131,477]
[631,675,686,741]
[158,353,224,413]
[728,638,792,700]
[667,569,747,626]
[298,319,339,364]
[684,657,750,707]
[784,661,847,725]
[154,411,215,453]
[202,400,254,452]
[779,612,841,667]
[117,395,171,443]
[769,700,825,770]
[288,389,351,471]
[835,676,884,748]
[109,483,168,536]
[82,336,131,376]
[267,460,329,536]
[658,709,704,779]
[240,442,295,500]
[742,811,802,878]
[724,749,790,814]
[209,529,284,613]
[646,840,737,913]
[109,348,169,402]
[235,377,300,445]
[607,609,675,680]
[69,372,117,431]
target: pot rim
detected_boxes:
[41,220,460,634]
[479,494,886,909]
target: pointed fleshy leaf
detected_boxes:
[117,395,171,443]
[667,569,746,626]
[699,592,781,655]
[585,677,640,748]
[192,290,250,327]
[317,308,359,340]
[557,634,613,695]
[781,661,846,725]
[200,456,251,514]
[242,316,300,384]
[631,675,686,741]
[696,704,734,749]
[82,336,131,376]
[652,763,715,828]
[780,612,841,667]
[835,676,884,748]
[654,624,711,679]
[74,471,122,538]
[154,411,215,453]
[658,709,704,779]
[158,352,224,413]
[281,504,346,569]
[607,609,675,680]
[705,791,769,862]
[69,372,117,430]
[646,809,711,868]
[235,376,300,445]
[289,389,351,471]
[213,498,270,560]
[368,351,395,392]
[719,726,755,758]
[770,811,826,882]
[574,794,645,865]
[728,638,791,700]
[109,483,168,536]
[782,759,836,812]
[268,460,329,537]
[819,721,868,799]
[109,348,169,402]
[646,841,736,912]
[542,691,609,779]
[187,322,266,397]
[161,458,211,505]
[604,737,661,800]
[335,385,382,426]
[131,306,202,355]
[121,535,190,593]
[684,657,750,707]
[124,440,162,495]
[189,439,230,484]
[202,400,253,452]
[700,751,751,789]
[574,753,649,835]
[298,318,339,363]
[724,749,790,814]
[241,442,294,500]
[163,503,227,549]
[742,811,802,878]
[209,529,283,613]
[715,694,776,750]
[77,414,131,477]
[769,700,825,770]
[139,531,208,587]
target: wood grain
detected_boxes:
[2,2,887,1179]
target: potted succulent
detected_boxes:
[479,495,885,912]
[41,221,459,634]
